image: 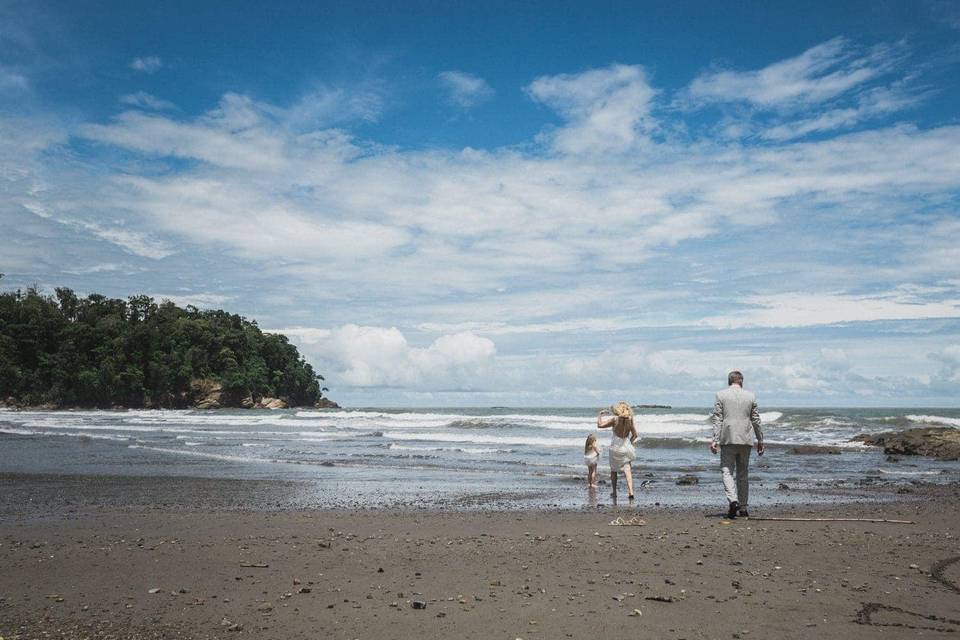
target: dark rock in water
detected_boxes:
[789,445,842,455]
[777,483,790,491]
[676,474,699,485]
[886,455,901,463]
[320,461,336,467]
[412,600,427,609]
[315,397,341,409]
[855,427,960,460]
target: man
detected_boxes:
[710,370,764,519]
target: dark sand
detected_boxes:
[1,474,959,639]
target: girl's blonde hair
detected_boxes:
[584,433,597,454]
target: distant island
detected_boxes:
[0,282,337,410]
[633,404,672,409]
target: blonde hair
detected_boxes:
[584,433,597,454]
[611,401,635,433]
[611,401,633,419]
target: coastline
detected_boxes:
[1,473,958,639]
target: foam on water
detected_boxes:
[907,415,960,428]
[383,431,583,448]
[4,407,960,502]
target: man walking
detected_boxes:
[710,370,764,519]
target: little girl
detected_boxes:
[584,433,601,486]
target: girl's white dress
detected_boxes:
[583,449,600,467]
[608,432,636,469]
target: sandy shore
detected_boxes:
[1,474,959,639]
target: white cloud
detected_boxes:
[688,37,898,108]
[58,81,960,315]
[931,344,960,384]
[285,84,384,128]
[761,83,923,140]
[120,91,175,111]
[275,325,496,389]
[149,292,232,308]
[438,70,494,108]
[129,56,162,73]
[701,291,960,329]
[527,63,657,154]
[63,263,121,275]
[73,221,175,259]
[4,41,960,404]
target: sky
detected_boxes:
[2,0,960,407]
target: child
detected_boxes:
[584,433,601,486]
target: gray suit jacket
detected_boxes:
[712,385,763,445]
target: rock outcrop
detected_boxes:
[191,379,226,409]
[853,427,960,460]
[6,380,334,411]
[256,397,288,410]
[789,445,842,455]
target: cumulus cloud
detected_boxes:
[129,56,162,73]
[527,63,657,154]
[276,325,496,389]
[438,70,494,108]
[4,39,960,403]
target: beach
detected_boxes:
[1,473,959,639]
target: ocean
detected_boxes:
[2,407,959,509]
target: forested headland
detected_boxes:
[0,282,333,409]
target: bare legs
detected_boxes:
[610,465,636,501]
[586,464,598,487]
[623,464,635,499]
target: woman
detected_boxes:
[598,401,638,501]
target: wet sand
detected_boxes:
[1,474,959,639]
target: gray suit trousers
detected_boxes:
[720,444,751,506]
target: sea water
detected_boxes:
[2,407,959,509]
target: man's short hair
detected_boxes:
[728,370,744,386]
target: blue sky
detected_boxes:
[2,0,960,406]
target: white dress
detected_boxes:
[608,432,636,470]
[583,450,600,467]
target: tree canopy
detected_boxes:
[0,284,327,408]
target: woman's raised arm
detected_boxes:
[597,410,616,429]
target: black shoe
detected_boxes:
[727,501,739,519]
[738,508,750,519]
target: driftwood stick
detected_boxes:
[750,517,914,524]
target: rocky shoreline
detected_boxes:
[854,427,960,460]
[0,379,340,412]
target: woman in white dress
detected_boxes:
[597,401,639,501]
